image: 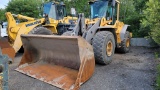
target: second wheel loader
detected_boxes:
[16,0,131,89]
[4,1,77,56]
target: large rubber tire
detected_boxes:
[28,26,53,35]
[92,31,115,65]
[116,31,131,53]
[19,27,53,53]
[62,31,73,36]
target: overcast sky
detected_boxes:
[0,0,9,9]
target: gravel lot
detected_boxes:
[9,47,158,90]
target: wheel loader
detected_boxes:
[16,0,131,90]
[4,1,77,56]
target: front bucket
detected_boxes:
[16,35,95,90]
[0,37,15,63]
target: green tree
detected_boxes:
[133,0,149,37]
[64,0,90,17]
[119,0,140,37]
[6,0,43,18]
[119,0,148,37]
[0,9,6,21]
[141,0,160,44]
[120,0,135,22]
[134,0,148,13]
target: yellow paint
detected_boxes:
[63,16,78,24]
[86,18,100,25]
[130,32,133,37]
[106,41,113,56]
[17,14,35,21]
[85,0,130,45]
[114,20,125,43]
[6,12,59,53]
[6,12,78,53]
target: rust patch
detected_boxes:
[0,38,15,62]
[16,63,79,89]
[16,35,95,90]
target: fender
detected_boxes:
[120,24,130,41]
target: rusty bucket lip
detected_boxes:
[15,64,79,90]
[21,34,80,39]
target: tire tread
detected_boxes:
[92,31,115,65]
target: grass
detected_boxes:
[156,50,160,90]
[155,52,159,59]
[156,64,160,90]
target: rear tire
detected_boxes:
[28,26,53,35]
[62,31,73,36]
[92,31,115,65]
[19,26,53,53]
[116,31,131,53]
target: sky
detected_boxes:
[0,0,9,9]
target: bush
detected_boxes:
[141,0,160,45]
[156,64,160,90]
[6,0,42,18]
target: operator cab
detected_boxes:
[89,0,116,22]
[43,2,67,20]
[43,2,76,35]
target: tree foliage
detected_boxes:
[133,0,149,37]
[0,9,6,21]
[119,0,137,35]
[119,0,148,37]
[6,0,43,18]
[141,0,160,44]
[64,0,90,17]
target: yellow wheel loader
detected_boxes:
[63,0,132,64]
[4,1,77,59]
[16,0,131,89]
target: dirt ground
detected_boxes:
[9,47,158,90]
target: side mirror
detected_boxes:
[70,8,76,16]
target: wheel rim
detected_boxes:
[106,41,113,56]
[126,38,130,47]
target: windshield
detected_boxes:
[43,2,57,19]
[90,1,108,19]
[56,5,66,20]
[43,2,66,20]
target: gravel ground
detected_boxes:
[9,47,157,90]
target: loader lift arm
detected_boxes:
[6,12,35,31]
[5,12,47,53]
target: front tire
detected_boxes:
[62,31,73,36]
[28,26,53,35]
[19,26,53,53]
[116,31,131,53]
[92,31,115,65]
